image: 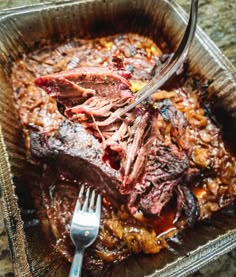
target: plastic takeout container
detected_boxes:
[0,0,236,276]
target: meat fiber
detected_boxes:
[128,141,189,215]
[122,110,190,215]
[35,66,133,108]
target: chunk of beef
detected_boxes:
[116,107,189,216]
[175,185,200,226]
[127,140,189,215]
[35,66,135,144]
[34,67,198,223]
[30,120,124,207]
[35,66,133,108]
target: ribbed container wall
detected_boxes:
[0,1,236,276]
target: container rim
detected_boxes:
[0,0,235,73]
[0,1,236,276]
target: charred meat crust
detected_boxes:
[175,185,200,226]
[30,120,124,207]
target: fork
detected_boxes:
[69,186,101,277]
[118,0,198,117]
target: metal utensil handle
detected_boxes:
[69,248,84,277]
[118,0,198,117]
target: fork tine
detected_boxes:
[79,184,84,199]
[82,187,90,212]
[95,194,101,218]
[89,189,96,213]
[73,185,84,213]
[69,188,102,277]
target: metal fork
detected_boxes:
[118,0,198,117]
[69,186,101,277]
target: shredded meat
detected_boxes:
[34,68,196,220]
[35,66,133,107]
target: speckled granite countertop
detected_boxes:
[0,0,235,276]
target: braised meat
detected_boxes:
[31,114,196,220]
[11,33,236,272]
[30,120,123,207]
[35,66,133,108]
[32,65,198,222]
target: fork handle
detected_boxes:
[69,248,84,277]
